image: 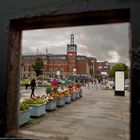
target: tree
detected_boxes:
[32,57,44,77]
[109,63,128,79]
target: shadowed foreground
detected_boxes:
[19,85,130,140]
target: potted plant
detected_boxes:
[63,90,71,104]
[23,97,46,117]
[75,82,82,97]
[44,94,56,111]
[19,102,31,126]
[57,86,71,104]
[76,91,80,99]
[46,85,52,94]
[75,87,80,99]
[45,85,56,110]
[79,88,83,97]
[69,87,76,101]
[52,93,65,107]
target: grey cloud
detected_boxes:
[22,23,129,65]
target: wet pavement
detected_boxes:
[19,85,130,140]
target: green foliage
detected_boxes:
[59,84,65,89]
[46,85,52,94]
[32,57,44,77]
[24,98,45,104]
[52,86,58,92]
[109,63,128,79]
[52,93,65,100]
[19,102,30,111]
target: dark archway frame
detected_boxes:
[4,8,135,139]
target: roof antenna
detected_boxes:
[71,34,74,44]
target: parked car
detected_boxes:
[68,75,89,82]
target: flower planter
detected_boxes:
[28,104,46,117]
[64,94,71,104]
[19,108,31,126]
[45,100,56,111]
[76,92,80,99]
[71,93,76,101]
[56,97,65,107]
[79,89,83,97]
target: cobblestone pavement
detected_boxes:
[19,84,130,140]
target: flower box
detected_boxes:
[79,89,83,97]
[23,98,46,117]
[64,94,71,104]
[28,104,46,117]
[71,93,76,101]
[76,92,80,99]
[19,108,31,126]
[56,97,65,107]
[45,100,56,111]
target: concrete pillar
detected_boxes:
[130,7,140,140]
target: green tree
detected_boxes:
[32,57,44,77]
[109,63,128,79]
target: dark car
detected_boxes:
[68,75,78,81]
[68,75,89,82]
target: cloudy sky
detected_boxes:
[22,23,130,65]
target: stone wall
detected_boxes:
[0,0,140,139]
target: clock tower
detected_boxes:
[67,34,77,75]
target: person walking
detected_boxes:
[23,77,30,90]
[101,78,104,89]
[95,78,98,89]
[87,79,90,89]
[30,78,36,98]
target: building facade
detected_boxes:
[21,34,96,79]
[97,61,110,75]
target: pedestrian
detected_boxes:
[80,80,84,86]
[23,77,30,90]
[100,80,103,89]
[30,78,36,98]
[87,79,90,89]
[102,78,106,89]
[91,79,93,85]
[95,78,98,89]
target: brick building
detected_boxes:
[97,61,110,75]
[21,34,96,79]
[88,57,98,78]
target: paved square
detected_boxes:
[19,85,130,140]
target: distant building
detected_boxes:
[21,34,96,79]
[88,57,98,78]
[97,61,110,75]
